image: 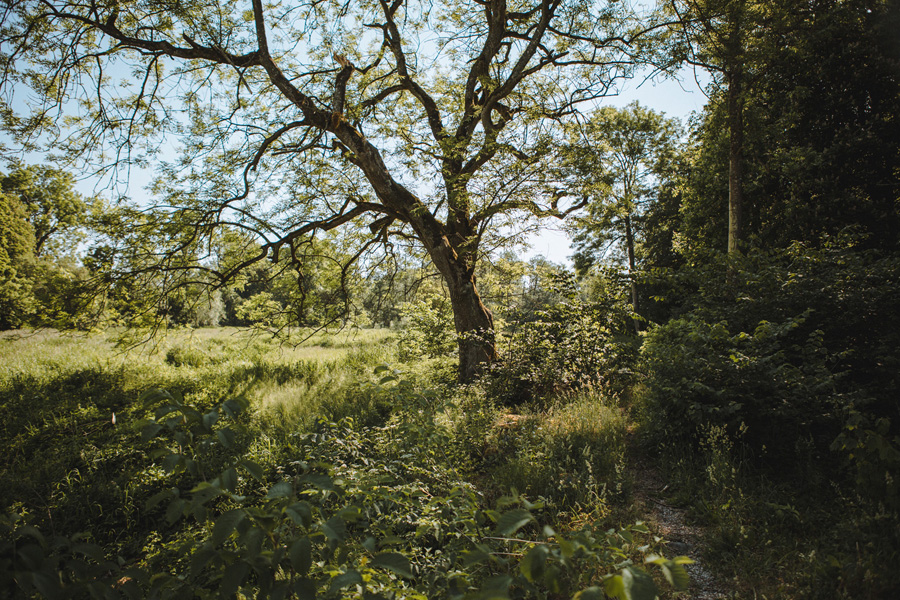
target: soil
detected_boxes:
[630,459,733,599]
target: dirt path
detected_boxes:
[630,460,732,600]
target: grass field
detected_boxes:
[0,326,667,599]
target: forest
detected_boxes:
[1,0,899,598]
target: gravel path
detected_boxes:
[630,462,732,599]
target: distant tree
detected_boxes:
[0,192,36,329]
[560,103,682,330]
[0,166,90,257]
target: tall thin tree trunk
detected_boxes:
[727,78,744,254]
[726,7,746,256]
[624,214,641,333]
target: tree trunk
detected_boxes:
[624,214,641,333]
[727,80,744,254]
[445,264,498,383]
[408,210,498,383]
[726,30,745,255]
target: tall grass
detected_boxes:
[0,327,396,551]
[480,385,631,524]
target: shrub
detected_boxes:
[641,312,846,458]
[640,240,900,492]
[396,293,455,361]
[486,273,638,406]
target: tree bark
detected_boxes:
[624,213,641,333]
[445,267,498,383]
[727,73,744,255]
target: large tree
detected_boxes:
[0,0,647,380]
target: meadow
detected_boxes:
[4,318,896,600]
[0,327,664,600]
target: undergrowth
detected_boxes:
[0,329,687,599]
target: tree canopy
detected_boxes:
[0,0,655,379]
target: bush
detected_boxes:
[1,371,691,600]
[641,312,845,458]
[640,239,900,499]
[396,293,456,361]
[485,273,638,406]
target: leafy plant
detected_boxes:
[396,293,456,361]
[487,273,638,405]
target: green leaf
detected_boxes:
[477,575,513,600]
[293,577,317,600]
[371,552,413,578]
[16,525,45,545]
[146,488,176,511]
[219,559,250,598]
[219,467,238,492]
[241,459,265,482]
[211,508,245,546]
[217,428,236,448]
[191,544,218,574]
[303,473,334,490]
[266,481,293,499]
[286,501,313,528]
[495,508,534,536]
[165,499,185,525]
[622,566,659,600]
[290,538,312,575]
[328,570,362,594]
[31,571,61,597]
[140,388,174,406]
[321,516,347,543]
[161,453,183,474]
[575,587,605,600]
[140,423,164,443]
[243,526,265,559]
[222,397,249,419]
[604,575,625,599]
[519,545,549,583]
[461,549,491,567]
[646,556,691,591]
[202,410,219,430]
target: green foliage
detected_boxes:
[481,387,631,515]
[0,165,90,258]
[638,241,900,597]
[667,1,900,255]
[120,376,688,600]
[830,410,900,512]
[641,312,842,457]
[0,192,36,329]
[0,330,689,599]
[641,242,900,458]
[487,273,638,405]
[396,293,456,361]
[560,102,683,276]
[235,291,285,329]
